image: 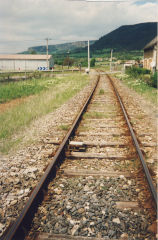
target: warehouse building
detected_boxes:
[143,36,158,72]
[0,54,54,71]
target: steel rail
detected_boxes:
[107,74,157,208]
[2,76,100,240]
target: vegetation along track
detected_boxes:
[2,74,157,240]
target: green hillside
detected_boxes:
[22,22,157,63]
[91,22,157,51]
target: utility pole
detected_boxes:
[67,50,70,69]
[110,49,113,72]
[45,38,51,70]
[25,59,26,80]
[88,40,90,72]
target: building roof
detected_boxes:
[0,54,52,60]
[144,36,158,50]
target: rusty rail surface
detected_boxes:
[2,76,100,240]
[107,74,157,208]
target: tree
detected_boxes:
[63,57,74,66]
[29,49,37,54]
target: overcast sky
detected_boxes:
[0,0,157,53]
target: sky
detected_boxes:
[0,0,157,53]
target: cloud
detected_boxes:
[0,0,157,53]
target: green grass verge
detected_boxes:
[0,76,67,103]
[0,73,89,153]
[115,73,157,105]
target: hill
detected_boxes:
[91,22,157,51]
[26,40,96,54]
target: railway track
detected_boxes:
[2,74,157,240]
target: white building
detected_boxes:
[143,37,158,72]
[0,54,54,71]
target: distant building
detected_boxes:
[0,54,54,71]
[125,60,136,65]
[123,60,136,70]
[143,37,158,71]
[96,58,103,62]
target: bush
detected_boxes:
[126,66,157,89]
[81,60,88,67]
[126,66,151,77]
[90,58,96,67]
[150,72,157,88]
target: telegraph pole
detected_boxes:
[45,38,51,70]
[67,50,70,69]
[88,40,90,72]
[110,49,113,72]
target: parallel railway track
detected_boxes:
[2,74,157,240]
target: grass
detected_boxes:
[0,75,74,103]
[115,73,157,105]
[99,89,105,95]
[59,125,69,131]
[0,73,89,153]
[0,79,46,103]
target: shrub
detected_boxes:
[81,60,88,67]
[90,58,96,67]
[126,66,150,77]
[126,66,157,89]
[150,72,157,88]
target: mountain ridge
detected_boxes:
[91,22,157,51]
[23,22,157,55]
[24,41,96,54]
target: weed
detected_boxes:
[83,112,107,119]
[113,135,119,141]
[59,125,69,131]
[99,89,105,95]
